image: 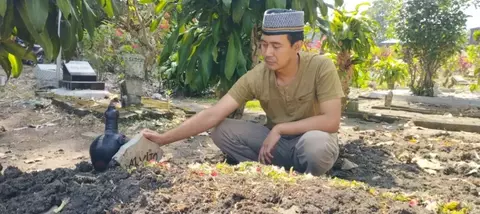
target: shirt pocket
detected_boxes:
[295,91,315,104]
[286,91,314,115]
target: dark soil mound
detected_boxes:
[0,161,166,214]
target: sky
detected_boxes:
[324,0,480,30]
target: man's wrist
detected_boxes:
[272,123,286,135]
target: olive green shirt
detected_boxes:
[228,51,345,129]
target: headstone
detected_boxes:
[433,83,441,97]
[112,133,164,169]
[122,54,145,79]
[384,91,393,107]
[452,75,469,85]
[346,99,359,112]
[120,54,145,106]
[34,64,57,88]
[62,61,97,81]
[0,75,6,86]
[59,61,105,90]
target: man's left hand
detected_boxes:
[258,127,281,164]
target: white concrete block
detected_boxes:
[112,133,164,169]
[34,64,58,88]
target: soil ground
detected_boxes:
[1,67,479,213]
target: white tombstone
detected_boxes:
[120,54,145,106]
[34,64,58,88]
[122,54,145,79]
[112,133,164,169]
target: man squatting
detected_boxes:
[141,9,345,176]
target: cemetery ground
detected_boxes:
[1,67,480,214]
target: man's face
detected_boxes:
[260,34,301,71]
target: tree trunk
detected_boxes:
[337,51,353,111]
[387,82,395,90]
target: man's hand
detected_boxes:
[141,129,166,146]
[258,127,281,164]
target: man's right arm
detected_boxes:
[156,94,241,145]
[147,67,257,145]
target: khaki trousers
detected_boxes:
[211,119,339,176]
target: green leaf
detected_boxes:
[100,0,114,18]
[155,1,168,14]
[0,0,14,40]
[69,0,80,21]
[233,31,247,76]
[1,40,36,61]
[199,39,214,85]
[150,18,160,32]
[82,0,96,39]
[0,0,7,17]
[291,0,305,10]
[222,0,232,10]
[45,11,61,61]
[212,20,221,62]
[139,0,154,3]
[232,0,249,23]
[185,56,197,84]
[334,0,344,7]
[319,1,328,17]
[7,53,22,78]
[177,28,195,74]
[159,27,180,65]
[266,0,286,9]
[15,0,54,60]
[56,0,71,18]
[224,33,238,80]
[241,11,254,38]
[304,0,316,26]
[25,0,50,33]
[0,52,12,79]
[60,20,74,52]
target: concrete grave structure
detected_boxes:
[59,61,105,90]
[34,64,58,88]
[112,133,164,169]
[120,54,145,106]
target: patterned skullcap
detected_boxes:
[262,9,304,35]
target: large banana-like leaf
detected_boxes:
[1,40,37,61]
[15,0,55,60]
[233,30,247,76]
[266,0,286,9]
[222,0,232,11]
[232,0,249,23]
[212,19,221,62]
[199,39,214,86]
[291,0,305,10]
[25,0,50,33]
[56,0,72,18]
[159,26,180,64]
[224,33,238,81]
[177,27,196,74]
[305,0,317,26]
[82,0,97,39]
[335,0,344,7]
[60,19,77,59]
[0,0,7,17]
[0,0,14,40]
